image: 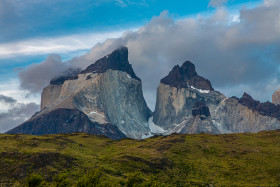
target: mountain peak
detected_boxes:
[81,46,140,81]
[160,61,213,91]
[238,92,260,110]
[50,47,140,85]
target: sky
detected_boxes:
[1,0,280,132]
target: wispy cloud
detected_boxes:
[0,30,127,59]
[115,0,147,7]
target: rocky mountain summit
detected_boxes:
[161,61,213,90]
[6,108,125,140]
[6,47,280,139]
[153,61,280,135]
[179,101,219,134]
[8,47,151,139]
[153,61,225,132]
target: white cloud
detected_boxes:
[0,79,40,110]
[13,0,280,111]
[0,30,128,59]
[0,79,40,132]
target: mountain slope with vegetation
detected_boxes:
[0,130,280,186]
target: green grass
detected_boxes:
[0,131,280,186]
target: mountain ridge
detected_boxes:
[6,46,280,139]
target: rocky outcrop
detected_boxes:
[212,97,280,133]
[191,101,211,119]
[179,102,219,134]
[238,93,280,120]
[6,108,126,140]
[9,47,151,139]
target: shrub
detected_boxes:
[126,172,144,187]
[76,168,102,187]
[53,173,71,187]
[26,173,45,187]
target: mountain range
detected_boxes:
[6,47,280,139]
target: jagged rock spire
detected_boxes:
[160,61,213,91]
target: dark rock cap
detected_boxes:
[192,101,211,118]
[238,92,280,120]
[50,68,80,85]
[81,46,140,81]
[238,92,260,110]
[50,47,140,85]
[161,61,214,91]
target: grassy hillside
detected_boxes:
[0,130,280,186]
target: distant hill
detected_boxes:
[0,131,280,186]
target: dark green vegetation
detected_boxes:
[0,131,280,186]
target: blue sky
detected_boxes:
[0,0,261,80]
[3,0,280,132]
[0,0,260,43]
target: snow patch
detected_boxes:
[148,117,165,133]
[190,86,210,94]
[87,111,105,117]
[141,132,153,139]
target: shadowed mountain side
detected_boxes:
[6,108,126,140]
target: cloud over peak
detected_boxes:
[17,1,280,109]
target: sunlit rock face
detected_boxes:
[153,62,280,135]
[211,95,280,133]
[9,47,151,139]
[272,89,280,105]
[153,61,225,132]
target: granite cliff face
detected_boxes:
[8,47,151,139]
[153,61,280,135]
[153,61,225,132]
[212,96,280,133]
